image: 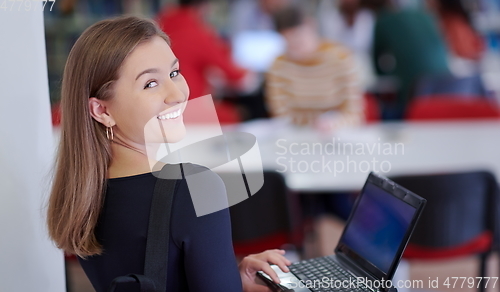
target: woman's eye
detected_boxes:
[144,80,158,89]
[170,70,181,78]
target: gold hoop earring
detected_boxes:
[106,125,114,141]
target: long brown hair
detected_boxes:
[47,15,170,257]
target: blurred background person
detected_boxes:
[156,0,256,123]
[426,0,485,77]
[228,0,291,37]
[369,0,450,119]
[317,0,376,89]
[225,0,293,121]
[266,5,365,131]
[428,0,485,62]
[265,5,365,258]
[410,0,491,100]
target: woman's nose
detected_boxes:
[163,80,187,105]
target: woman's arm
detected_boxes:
[174,166,243,291]
[173,164,293,291]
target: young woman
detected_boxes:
[47,15,290,292]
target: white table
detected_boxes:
[53,119,500,192]
[224,118,500,192]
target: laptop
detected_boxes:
[258,172,426,292]
[231,30,285,72]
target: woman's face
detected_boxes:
[96,36,189,146]
[282,22,319,61]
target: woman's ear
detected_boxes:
[88,97,115,127]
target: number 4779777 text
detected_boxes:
[1,0,56,12]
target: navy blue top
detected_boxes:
[78,165,243,292]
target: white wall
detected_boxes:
[0,6,66,292]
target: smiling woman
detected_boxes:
[46,15,290,292]
[88,35,189,178]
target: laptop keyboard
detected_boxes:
[289,256,371,292]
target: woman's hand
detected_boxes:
[315,111,343,134]
[238,249,292,292]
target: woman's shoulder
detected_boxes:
[176,163,229,217]
[106,163,223,190]
[154,163,223,184]
[105,163,228,217]
[107,171,157,182]
[105,171,157,196]
[181,163,221,178]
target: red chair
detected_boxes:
[406,95,500,120]
[391,171,499,292]
[364,93,381,123]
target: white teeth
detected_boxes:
[158,109,181,120]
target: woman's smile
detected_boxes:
[157,108,182,120]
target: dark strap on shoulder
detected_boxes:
[107,164,181,292]
[108,274,156,292]
[143,164,181,292]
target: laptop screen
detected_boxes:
[231,30,285,72]
[339,181,417,275]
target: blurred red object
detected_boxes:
[406,95,500,120]
[51,103,61,126]
[404,231,492,259]
[364,93,381,123]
